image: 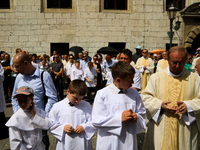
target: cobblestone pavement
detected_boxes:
[0,90,145,150]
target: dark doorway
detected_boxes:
[108,42,126,52]
[165,43,178,51]
[50,43,69,56]
[191,34,200,55]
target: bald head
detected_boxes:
[167,46,187,61]
[14,52,31,64]
[13,52,35,75]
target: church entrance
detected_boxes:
[191,34,200,54]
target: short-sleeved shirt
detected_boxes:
[50,61,63,72]
[84,67,97,87]
[50,61,63,78]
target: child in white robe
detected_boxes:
[71,61,84,81]
[6,86,53,150]
[92,61,146,150]
[49,79,96,150]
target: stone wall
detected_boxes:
[0,0,185,57]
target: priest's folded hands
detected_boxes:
[161,101,188,114]
[122,109,137,123]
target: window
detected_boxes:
[0,0,13,12]
[47,0,72,9]
[0,1,10,9]
[43,0,77,13]
[101,0,132,13]
[166,0,185,11]
[104,0,127,10]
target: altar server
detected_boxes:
[6,86,52,150]
[71,61,84,81]
[92,61,146,150]
[49,79,96,150]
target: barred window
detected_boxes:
[104,0,127,10]
[43,0,76,13]
[47,0,72,9]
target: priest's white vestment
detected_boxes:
[142,67,200,150]
[135,57,154,91]
[156,59,168,72]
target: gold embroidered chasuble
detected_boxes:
[136,57,154,91]
[142,68,200,150]
[156,59,169,72]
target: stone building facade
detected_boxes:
[0,0,199,56]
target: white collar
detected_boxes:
[65,97,79,107]
[109,83,126,94]
[167,66,185,77]
[142,56,148,59]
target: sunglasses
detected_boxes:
[15,61,24,69]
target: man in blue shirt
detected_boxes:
[80,54,89,71]
[84,51,92,62]
[12,52,58,115]
[102,55,116,74]
[12,52,58,149]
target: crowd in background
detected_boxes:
[1,46,200,149]
[0,46,198,103]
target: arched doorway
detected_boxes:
[180,2,200,54]
[192,34,200,54]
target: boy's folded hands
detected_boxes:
[64,125,73,133]
[64,125,84,134]
[122,109,137,123]
[74,126,84,134]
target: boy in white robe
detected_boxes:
[49,79,96,150]
[92,61,146,150]
[71,61,84,81]
[6,86,53,150]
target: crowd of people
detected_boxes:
[0,45,200,150]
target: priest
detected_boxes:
[142,46,200,150]
[156,51,168,72]
[135,49,154,91]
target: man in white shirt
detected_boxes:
[84,62,97,104]
[65,54,75,85]
[107,49,141,91]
